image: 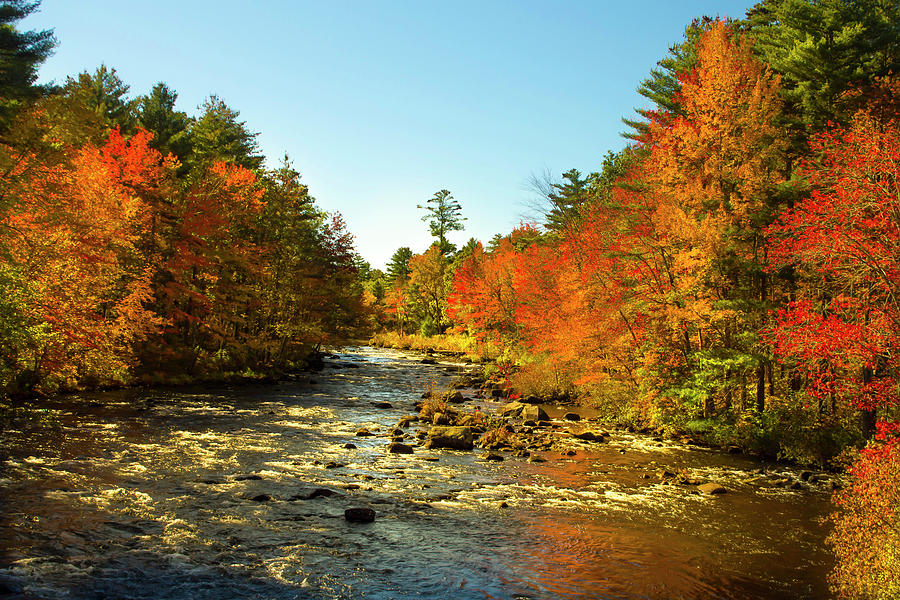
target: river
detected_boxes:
[0,346,835,599]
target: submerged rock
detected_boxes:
[344,507,376,523]
[372,401,393,409]
[356,428,375,436]
[480,452,504,462]
[425,426,474,450]
[563,412,581,421]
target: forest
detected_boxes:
[2,0,899,598]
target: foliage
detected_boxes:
[828,422,900,599]
[418,189,465,255]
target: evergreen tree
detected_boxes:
[62,65,138,132]
[544,168,598,232]
[188,95,263,171]
[622,17,715,141]
[745,0,900,130]
[138,82,192,161]
[386,247,413,283]
[0,0,55,131]
[418,189,465,255]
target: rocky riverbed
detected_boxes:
[0,347,835,599]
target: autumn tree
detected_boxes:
[637,19,786,416]
[768,114,900,436]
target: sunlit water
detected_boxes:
[0,347,834,599]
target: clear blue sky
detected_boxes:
[24,0,755,269]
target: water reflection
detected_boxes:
[0,347,833,599]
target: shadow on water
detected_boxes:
[1,347,834,599]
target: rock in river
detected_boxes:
[698,483,728,495]
[388,442,414,454]
[563,412,581,421]
[344,507,376,523]
[425,426,474,450]
[522,405,550,422]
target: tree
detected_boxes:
[188,95,263,171]
[407,245,449,336]
[62,65,138,133]
[543,169,598,232]
[138,82,192,161]
[746,0,900,130]
[0,0,55,131]
[768,114,900,435]
[386,246,413,283]
[418,189,465,255]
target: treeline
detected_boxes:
[364,5,900,596]
[0,2,367,395]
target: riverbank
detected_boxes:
[370,333,862,469]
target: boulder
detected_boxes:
[355,428,375,436]
[698,483,727,495]
[498,401,526,418]
[372,401,393,409]
[388,442,414,454]
[480,452,504,462]
[344,507,376,523]
[521,405,550,421]
[446,391,465,404]
[425,426,474,450]
[563,412,581,421]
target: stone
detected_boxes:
[431,412,453,426]
[388,442,414,454]
[234,474,263,481]
[343,443,357,449]
[521,405,550,422]
[250,494,271,502]
[446,391,465,404]
[698,483,727,495]
[344,507,376,523]
[356,428,375,436]
[522,420,538,427]
[398,415,418,427]
[490,389,505,398]
[498,501,509,508]
[726,445,742,454]
[324,461,343,469]
[563,412,581,421]
[425,426,474,450]
[498,401,525,418]
[523,395,541,404]
[391,428,404,436]
[658,469,676,479]
[420,358,437,365]
[305,488,339,499]
[480,452,504,462]
[799,471,812,481]
[572,431,606,442]
[373,401,393,409]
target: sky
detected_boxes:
[23,0,756,269]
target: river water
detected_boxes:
[0,347,835,599]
